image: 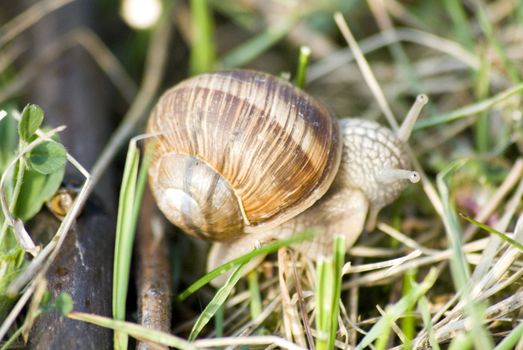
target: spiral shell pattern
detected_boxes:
[147,70,341,240]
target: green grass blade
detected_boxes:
[374,317,392,350]
[190,0,216,74]
[112,140,151,350]
[436,160,471,287]
[414,83,523,130]
[315,258,330,350]
[188,263,246,341]
[437,161,494,349]
[220,18,295,69]
[378,22,431,112]
[132,142,153,220]
[315,235,345,350]
[0,109,18,173]
[355,268,438,350]
[247,269,262,319]
[418,296,440,350]
[460,214,523,252]
[328,235,345,349]
[494,320,523,350]
[474,2,520,83]
[401,270,416,350]
[214,304,224,337]
[177,229,318,301]
[448,333,472,350]
[473,54,491,153]
[295,46,311,89]
[442,0,474,49]
[68,312,195,350]
[113,141,139,350]
[0,321,24,350]
[518,0,523,24]
[209,0,258,30]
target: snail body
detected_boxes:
[147,70,424,272]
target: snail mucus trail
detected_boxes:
[146,70,425,280]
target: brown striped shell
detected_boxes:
[147,70,342,241]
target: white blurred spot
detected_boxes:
[121,0,162,30]
[513,110,522,122]
[300,46,311,56]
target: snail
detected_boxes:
[46,187,77,220]
[147,70,425,280]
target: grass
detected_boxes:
[189,0,216,75]
[1,0,523,349]
[188,262,246,341]
[413,82,523,130]
[295,46,311,89]
[112,137,152,350]
[400,269,416,349]
[461,214,523,252]
[247,269,262,320]
[177,229,318,301]
[315,236,345,350]
[437,160,494,349]
[220,18,297,69]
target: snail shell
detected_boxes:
[208,118,417,272]
[147,70,342,240]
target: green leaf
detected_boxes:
[28,141,67,175]
[0,110,18,173]
[18,105,44,142]
[14,163,65,221]
[41,290,52,306]
[55,293,74,315]
[0,246,26,318]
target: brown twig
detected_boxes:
[136,189,172,350]
[0,0,75,47]
[290,252,314,350]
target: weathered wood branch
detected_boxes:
[136,189,172,350]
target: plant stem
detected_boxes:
[295,46,311,89]
[190,0,216,75]
[0,155,26,249]
[248,269,262,320]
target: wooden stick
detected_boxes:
[136,189,172,350]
